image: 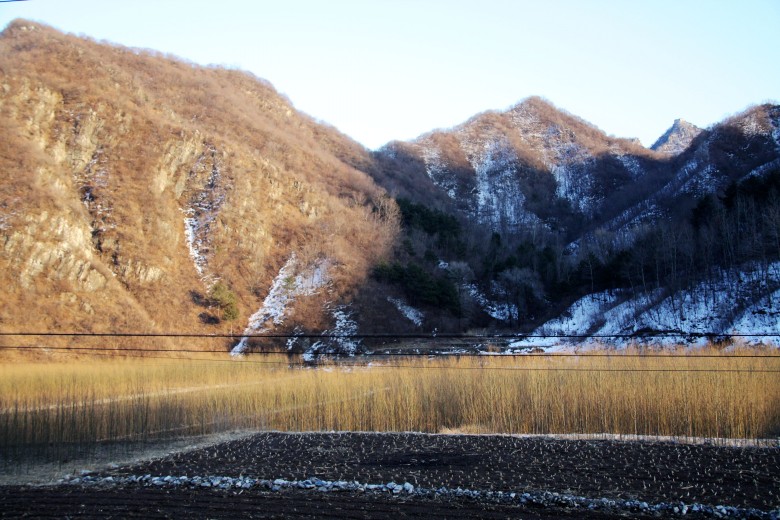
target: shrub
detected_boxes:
[209,282,238,321]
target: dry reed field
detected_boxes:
[1,348,779,462]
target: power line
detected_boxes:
[0,331,779,338]
[2,345,779,372]
[11,349,776,373]
[335,364,780,373]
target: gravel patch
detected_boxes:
[58,472,779,519]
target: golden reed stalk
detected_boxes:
[1,347,778,457]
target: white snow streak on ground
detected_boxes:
[420,144,459,200]
[303,306,361,361]
[621,262,780,344]
[593,291,663,338]
[182,215,203,274]
[538,292,618,337]
[181,152,225,287]
[231,254,329,355]
[463,283,517,323]
[727,287,780,344]
[387,297,424,326]
[511,262,780,350]
[67,461,780,519]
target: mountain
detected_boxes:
[650,118,702,155]
[1,20,778,351]
[0,20,398,350]
[375,96,658,230]
[370,98,780,342]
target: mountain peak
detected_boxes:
[2,19,52,38]
[651,118,702,155]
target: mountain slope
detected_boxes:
[0,20,398,344]
[375,97,665,237]
[369,97,780,338]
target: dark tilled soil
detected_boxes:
[110,432,780,510]
[0,486,652,519]
[1,432,778,518]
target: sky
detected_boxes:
[1,0,779,149]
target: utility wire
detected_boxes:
[1,331,779,338]
[12,349,777,373]
[3,346,779,372]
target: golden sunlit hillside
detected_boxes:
[0,20,399,343]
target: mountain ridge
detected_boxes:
[1,20,778,351]
[0,20,398,348]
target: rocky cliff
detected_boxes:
[0,20,398,344]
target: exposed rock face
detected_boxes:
[375,96,659,233]
[375,99,780,242]
[0,20,398,338]
[650,119,703,155]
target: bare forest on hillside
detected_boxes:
[0,20,399,343]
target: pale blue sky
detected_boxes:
[1,0,778,149]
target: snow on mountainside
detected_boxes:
[468,138,543,230]
[387,297,424,326]
[181,145,228,288]
[379,97,656,233]
[4,22,779,348]
[231,254,330,355]
[414,131,543,232]
[371,99,780,342]
[511,262,780,350]
[300,306,361,361]
[595,104,780,243]
[651,119,703,155]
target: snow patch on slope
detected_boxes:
[616,263,780,344]
[512,263,780,349]
[420,144,458,200]
[509,292,624,350]
[616,154,644,180]
[387,297,424,326]
[473,140,537,231]
[538,292,619,337]
[182,148,226,286]
[458,137,542,232]
[731,288,780,344]
[744,158,780,181]
[659,146,726,202]
[548,142,599,216]
[231,254,330,355]
[463,283,518,323]
[302,305,361,361]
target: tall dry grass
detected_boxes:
[1,348,778,461]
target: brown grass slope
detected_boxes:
[0,20,398,343]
